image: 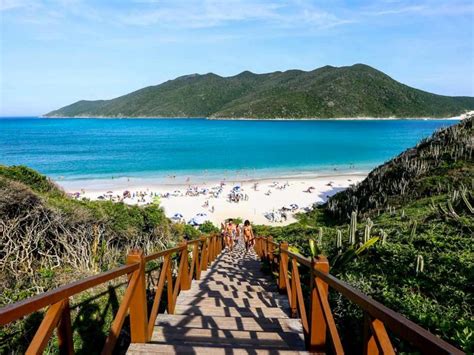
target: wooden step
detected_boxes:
[149,326,306,350]
[188,283,278,293]
[154,314,303,333]
[190,279,274,289]
[174,305,290,318]
[179,289,280,299]
[176,295,288,308]
[128,343,308,354]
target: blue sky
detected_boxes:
[1,0,473,116]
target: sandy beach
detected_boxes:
[57,173,366,226]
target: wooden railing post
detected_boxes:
[308,255,329,352]
[126,249,148,343]
[195,241,202,280]
[264,238,268,260]
[210,235,216,261]
[58,299,74,355]
[278,242,289,293]
[268,236,274,267]
[200,237,209,271]
[290,260,298,318]
[180,241,191,290]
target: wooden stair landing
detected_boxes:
[128,241,307,354]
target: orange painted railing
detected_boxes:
[0,234,223,354]
[254,236,464,355]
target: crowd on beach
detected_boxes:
[64,173,365,226]
[67,180,308,224]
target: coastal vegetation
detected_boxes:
[45,64,474,119]
[0,166,197,352]
[254,115,473,352]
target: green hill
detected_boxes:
[45,64,474,119]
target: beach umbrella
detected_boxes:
[107,191,113,194]
[188,218,199,226]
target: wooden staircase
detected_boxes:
[127,241,307,354]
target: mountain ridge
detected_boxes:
[45,64,474,119]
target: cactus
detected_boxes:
[460,189,474,214]
[309,239,317,258]
[447,199,460,219]
[380,229,387,245]
[415,255,424,274]
[318,227,323,246]
[336,230,342,248]
[363,218,373,243]
[349,211,357,245]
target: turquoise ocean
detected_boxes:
[0,117,459,183]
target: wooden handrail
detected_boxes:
[254,236,464,355]
[0,234,224,354]
[0,263,139,325]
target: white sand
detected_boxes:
[57,173,366,226]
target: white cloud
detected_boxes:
[0,0,38,11]
[362,1,474,17]
[119,0,350,30]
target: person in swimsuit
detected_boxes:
[226,219,236,251]
[243,220,255,252]
[235,223,240,245]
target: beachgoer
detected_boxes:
[243,220,255,252]
[225,219,236,251]
[235,223,240,245]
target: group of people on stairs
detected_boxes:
[221,218,255,252]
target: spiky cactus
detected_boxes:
[460,189,474,214]
[349,211,357,245]
[336,229,342,248]
[416,255,424,274]
[380,229,387,245]
[363,218,374,243]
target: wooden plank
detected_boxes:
[150,326,306,350]
[128,343,309,354]
[26,300,65,355]
[178,289,278,299]
[154,314,303,333]
[175,296,288,308]
[102,269,140,355]
[147,255,170,339]
[173,305,291,319]
[370,318,396,355]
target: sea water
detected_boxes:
[0,117,458,182]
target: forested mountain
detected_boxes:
[46,64,474,119]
